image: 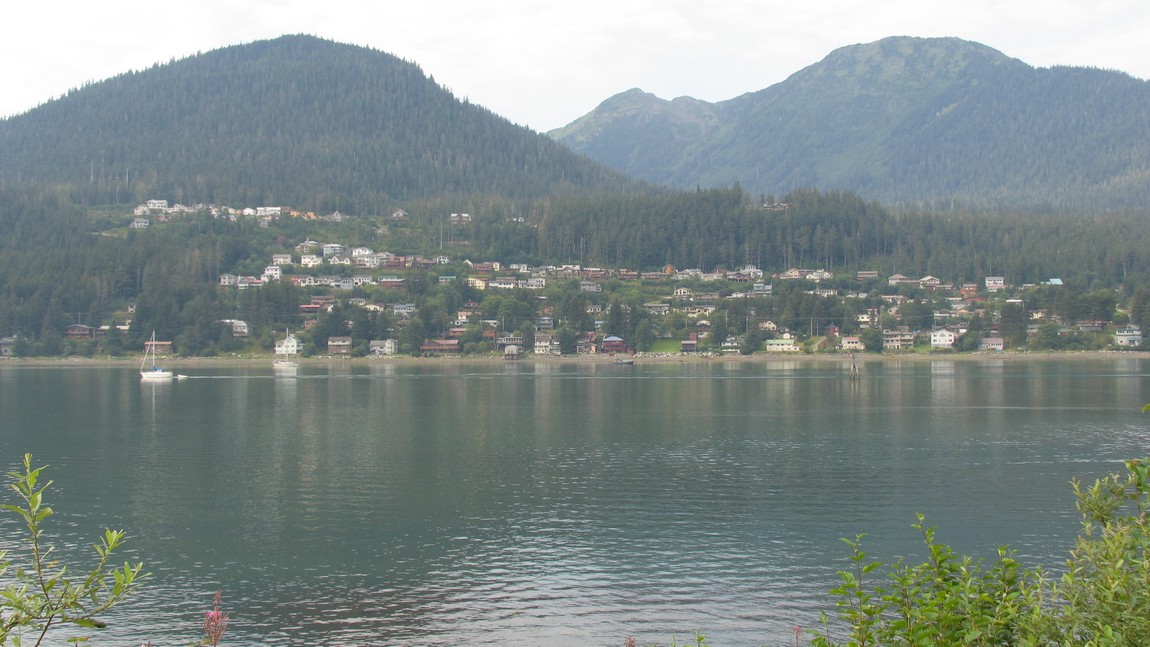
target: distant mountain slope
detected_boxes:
[0,35,631,210]
[550,36,1150,213]
[549,89,723,183]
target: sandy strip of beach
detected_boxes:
[0,349,1143,368]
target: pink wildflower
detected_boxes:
[202,591,230,646]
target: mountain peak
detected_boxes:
[0,36,631,208]
[551,36,1150,212]
[777,36,1028,98]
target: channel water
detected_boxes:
[1,357,1149,645]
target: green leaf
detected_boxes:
[70,618,106,628]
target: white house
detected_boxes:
[275,334,302,356]
[841,336,864,351]
[262,266,282,282]
[979,337,1005,352]
[1113,326,1143,347]
[883,329,917,350]
[930,328,959,349]
[355,255,381,269]
[534,334,560,355]
[684,305,717,317]
[484,278,515,290]
[369,339,398,356]
[765,338,800,352]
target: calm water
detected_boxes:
[2,357,1150,646]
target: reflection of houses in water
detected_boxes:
[929,361,957,407]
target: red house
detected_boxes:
[65,324,97,339]
[601,335,628,354]
[420,339,461,355]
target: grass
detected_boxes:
[648,339,683,353]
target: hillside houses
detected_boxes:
[780,268,832,281]
[188,230,1150,358]
[132,199,298,221]
[35,195,1150,361]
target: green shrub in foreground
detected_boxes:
[813,458,1150,646]
[0,454,146,646]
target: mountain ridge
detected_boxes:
[549,36,1150,213]
[0,34,633,211]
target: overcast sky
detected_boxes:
[3,1,1147,132]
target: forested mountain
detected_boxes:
[5,34,1150,357]
[549,37,1150,213]
[0,35,633,212]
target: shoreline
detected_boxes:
[1,349,1145,368]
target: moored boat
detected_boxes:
[140,331,174,381]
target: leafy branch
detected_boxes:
[0,454,146,646]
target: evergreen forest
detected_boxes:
[0,35,632,212]
[3,181,1150,357]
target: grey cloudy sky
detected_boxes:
[3,0,1147,131]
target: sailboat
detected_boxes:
[140,331,174,381]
